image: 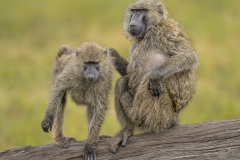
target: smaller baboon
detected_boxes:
[41,42,113,160]
[109,0,199,153]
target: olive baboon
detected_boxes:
[109,0,199,153]
[41,42,113,160]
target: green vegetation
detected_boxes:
[0,0,240,151]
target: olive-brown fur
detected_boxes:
[41,42,113,159]
[110,0,198,153]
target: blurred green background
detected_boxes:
[0,0,240,151]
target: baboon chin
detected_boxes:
[41,42,113,160]
[110,0,199,153]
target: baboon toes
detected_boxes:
[57,137,76,148]
[163,119,177,130]
[110,130,132,154]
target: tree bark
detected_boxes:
[1,118,240,160]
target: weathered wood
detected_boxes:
[1,118,240,160]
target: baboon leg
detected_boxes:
[115,77,134,124]
[110,77,134,153]
[52,92,76,148]
[168,70,196,113]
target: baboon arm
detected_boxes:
[108,48,128,76]
[114,55,128,77]
[86,102,107,144]
[151,51,198,79]
[45,79,68,118]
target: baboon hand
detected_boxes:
[104,48,120,57]
[110,129,132,154]
[41,115,53,133]
[148,78,162,96]
[57,137,76,148]
[82,143,97,160]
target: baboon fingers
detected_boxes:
[41,119,53,133]
[86,150,96,160]
[106,48,118,57]
[148,80,162,96]
[93,150,97,160]
[82,145,97,160]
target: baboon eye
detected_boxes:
[93,61,98,64]
[85,61,90,64]
[132,9,137,12]
[142,9,146,12]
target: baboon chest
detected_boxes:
[128,48,169,93]
[70,84,97,106]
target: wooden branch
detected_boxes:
[1,118,240,160]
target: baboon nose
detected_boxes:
[88,76,95,82]
[129,21,137,29]
[130,24,136,27]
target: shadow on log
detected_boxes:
[1,118,240,160]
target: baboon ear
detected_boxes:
[158,4,167,21]
[158,5,164,15]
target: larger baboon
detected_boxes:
[41,42,113,160]
[109,0,199,153]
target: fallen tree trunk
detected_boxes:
[1,118,240,160]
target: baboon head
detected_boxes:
[124,0,168,38]
[76,42,107,82]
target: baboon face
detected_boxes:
[83,61,100,82]
[75,42,106,82]
[125,0,168,38]
[128,9,148,37]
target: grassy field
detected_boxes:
[0,0,240,151]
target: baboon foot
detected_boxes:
[57,137,76,148]
[82,143,97,160]
[163,119,177,130]
[110,129,133,154]
[41,115,54,133]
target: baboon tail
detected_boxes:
[55,45,73,60]
[51,45,75,86]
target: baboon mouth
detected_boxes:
[129,30,142,37]
[87,78,96,82]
